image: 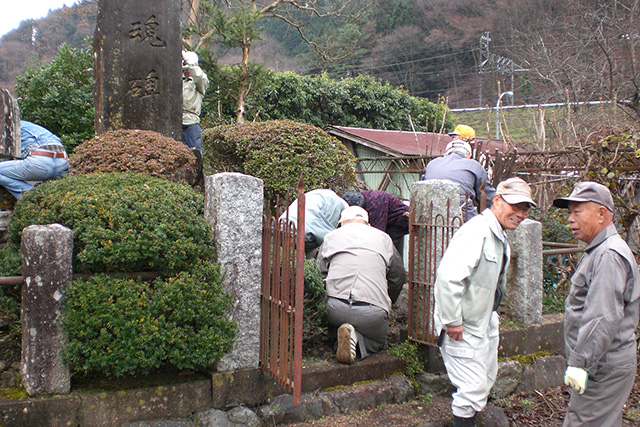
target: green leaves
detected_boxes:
[63,262,236,376]
[202,120,356,202]
[15,41,94,153]
[8,173,214,275]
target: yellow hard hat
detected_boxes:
[448,124,476,141]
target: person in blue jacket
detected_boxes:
[422,125,496,220]
[0,121,69,199]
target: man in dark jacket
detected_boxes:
[422,125,495,220]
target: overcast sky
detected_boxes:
[0,0,81,38]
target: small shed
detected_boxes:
[326,125,505,200]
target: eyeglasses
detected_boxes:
[500,196,531,213]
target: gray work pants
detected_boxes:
[563,344,636,427]
[326,297,389,359]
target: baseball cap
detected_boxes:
[552,182,614,212]
[340,206,369,223]
[496,177,536,207]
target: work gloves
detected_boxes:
[564,366,588,394]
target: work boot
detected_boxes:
[453,414,476,427]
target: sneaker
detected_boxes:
[336,323,357,364]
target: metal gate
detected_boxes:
[259,179,305,405]
[407,200,463,345]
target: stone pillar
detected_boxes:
[93,0,182,139]
[0,88,20,158]
[409,180,460,350]
[20,224,73,396]
[410,179,461,272]
[205,172,263,371]
[504,218,543,324]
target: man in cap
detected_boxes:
[341,190,409,255]
[434,177,535,427]
[317,206,406,364]
[422,124,496,220]
[553,182,640,427]
[182,50,209,153]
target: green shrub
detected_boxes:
[15,42,94,153]
[388,341,424,383]
[63,261,236,376]
[8,172,213,274]
[303,259,328,334]
[0,247,23,342]
[69,130,198,186]
[203,120,356,202]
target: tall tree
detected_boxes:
[504,0,640,121]
[183,0,375,123]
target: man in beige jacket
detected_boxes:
[434,177,535,427]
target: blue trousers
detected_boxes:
[182,123,202,152]
[0,154,69,199]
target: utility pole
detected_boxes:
[478,32,529,108]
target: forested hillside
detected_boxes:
[1,0,638,120]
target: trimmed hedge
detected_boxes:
[202,120,356,202]
[63,261,236,376]
[69,129,198,186]
[8,172,213,275]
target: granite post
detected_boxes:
[0,88,19,159]
[504,218,543,324]
[408,180,461,345]
[205,172,263,371]
[20,224,73,396]
[409,179,461,279]
[93,0,182,139]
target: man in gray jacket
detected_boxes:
[317,206,406,364]
[553,182,640,427]
[435,177,535,427]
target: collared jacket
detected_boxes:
[280,189,348,247]
[564,224,640,373]
[182,64,209,126]
[422,151,496,218]
[317,222,406,314]
[20,121,64,159]
[361,190,409,238]
[435,208,509,338]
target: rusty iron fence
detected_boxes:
[407,200,463,346]
[259,179,305,406]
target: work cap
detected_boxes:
[445,140,472,156]
[340,206,369,224]
[447,124,476,141]
[497,177,536,207]
[342,192,365,207]
[553,181,614,212]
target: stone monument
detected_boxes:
[0,88,19,159]
[93,0,182,139]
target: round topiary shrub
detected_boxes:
[202,120,356,202]
[8,172,213,275]
[63,261,236,377]
[69,129,198,186]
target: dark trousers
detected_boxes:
[326,297,388,359]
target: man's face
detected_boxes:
[567,201,606,244]
[492,196,529,230]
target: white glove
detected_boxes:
[564,366,588,394]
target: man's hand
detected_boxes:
[446,325,463,341]
[564,366,588,394]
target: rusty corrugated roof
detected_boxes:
[326,125,506,156]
